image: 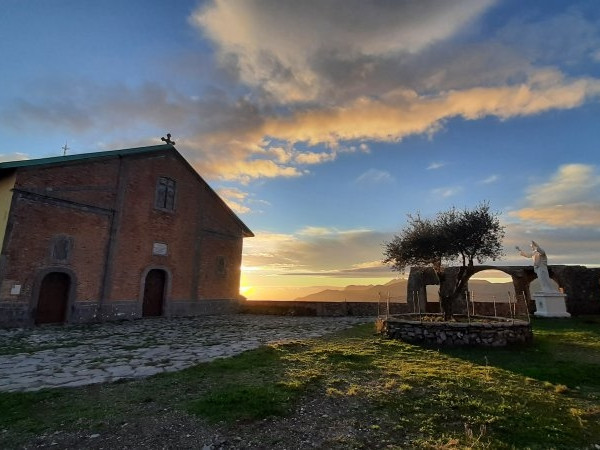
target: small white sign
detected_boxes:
[10,284,21,295]
[152,242,168,256]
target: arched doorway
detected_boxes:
[142,269,166,317]
[35,272,71,325]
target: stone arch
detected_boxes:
[406,266,438,312]
[408,265,538,314]
[31,266,78,325]
[139,265,173,317]
[467,266,534,303]
[408,265,600,316]
[468,269,516,301]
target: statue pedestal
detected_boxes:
[533,292,570,318]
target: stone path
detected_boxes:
[0,315,369,392]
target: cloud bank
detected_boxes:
[510,164,600,228]
[2,1,600,186]
[242,227,394,278]
[192,0,496,102]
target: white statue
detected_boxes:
[516,241,558,293]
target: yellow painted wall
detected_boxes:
[0,172,16,249]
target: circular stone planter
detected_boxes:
[376,314,532,347]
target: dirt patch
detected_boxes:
[21,394,409,449]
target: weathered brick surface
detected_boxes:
[0,147,250,327]
[199,235,243,300]
[15,159,120,209]
[109,153,200,302]
[2,196,110,305]
[107,153,244,303]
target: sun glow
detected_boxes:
[239,286,253,296]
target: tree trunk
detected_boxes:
[437,269,455,320]
[438,264,474,321]
[440,295,454,321]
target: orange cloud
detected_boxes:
[294,151,336,165]
[216,187,251,214]
[509,164,600,228]
[260,73,600,146]
[163,73,600,183]
[242,228,392,275]
[525,164,600,206]
[195,156,304,183]
[165,72,598,186]
[511,205,600,227]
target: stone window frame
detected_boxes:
[154,176,176,212]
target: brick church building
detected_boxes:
[0,144,253,327]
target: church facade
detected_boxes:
[0,144,253,327]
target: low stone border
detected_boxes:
[376,314,533,347]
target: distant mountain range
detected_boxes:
[294,278,515,302]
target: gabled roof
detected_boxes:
[0,144,254,237]
[0,144,173,170]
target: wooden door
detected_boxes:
[142,269,166,317]
[35,272,70,325]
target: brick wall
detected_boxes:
[1,193,111,306]
[108,153,200,302]
[15,158,120,209]
[199,234,243,300]
[108,152,245,304]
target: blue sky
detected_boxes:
[1,1,599,299]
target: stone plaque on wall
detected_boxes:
[152,242,168,256]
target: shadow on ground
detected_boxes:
[439,316,600,390]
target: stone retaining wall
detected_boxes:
[242,300,410,317]
[425,301,529,317]
[377,315,533,347]
[241,300,527,317]
[242,300,529,319]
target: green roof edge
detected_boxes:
[0,144,173,170]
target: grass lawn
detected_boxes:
[0,316,599,448]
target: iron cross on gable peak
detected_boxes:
[161,133,175,145]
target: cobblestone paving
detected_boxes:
[0,315,369,392]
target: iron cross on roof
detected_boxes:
[161,133,175,145]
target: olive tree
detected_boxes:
[383,202,505,320]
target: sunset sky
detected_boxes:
[1,1,599,299]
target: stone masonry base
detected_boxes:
[377,314,533,347]
[0,299,241,328]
